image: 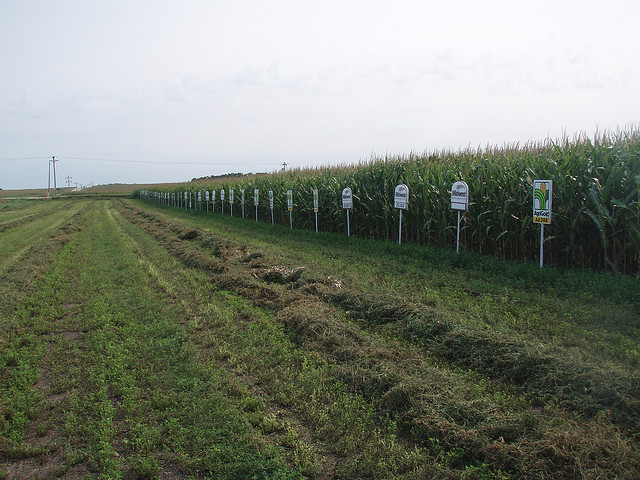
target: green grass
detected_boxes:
[0,200,304,479]
[2,197,639,479]
[115,198,640,478]
[144,200,640,366]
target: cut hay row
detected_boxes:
[142,130,640,274]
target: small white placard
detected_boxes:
[394,184,409,210]
[342,187,353,209]
[451,181,469,211]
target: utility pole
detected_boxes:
[282,162,287,172]
[50,156,58,195]
[66,176,72,188]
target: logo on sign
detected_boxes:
[533,180,552,224]
[394,184,409,210]
[342,187,353,209]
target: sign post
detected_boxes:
[212,190,216,213]
[313,189,319,233]
[533,180,552,268]
[287,190,293,229]
[269,190,274,225]
[221,190,225,215]
[450,181,469,254]
[241,189,245,218]
[229,189,234,217]
[342,187,353,236]
[394,184,409,244]
[254,189,259,222]
[205,191,210,212]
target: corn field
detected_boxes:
[143,130,640,274]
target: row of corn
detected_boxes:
[141,130,640,274]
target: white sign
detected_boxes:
[221,190,225,202]
[533,180,552,224]
[198,191,202,202]
[313,189,319,213]
[229,189,234,204]
[205,191,210,201]
[394,184,409,210]
[269,190,274,209]
[451,181,469,211]
[287,190,293,211]
[342,187,353,209]
[254,189,259,206]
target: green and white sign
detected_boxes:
[394,184,408,244]
[269,190,274,225]
[287,190,293,229]
[451,181,469,254]
[533,179,552,267]
[287,190,293,211]
[533,180,552,224]
[342,187,352,236]
[313,189,319,232]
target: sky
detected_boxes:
[1,0,639,189]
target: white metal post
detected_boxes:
[346,209,350,236]
[456,211,461,254]
[540,223,545,268]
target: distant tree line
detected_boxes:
[191,172,266,182]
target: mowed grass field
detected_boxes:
[1,198,639,479]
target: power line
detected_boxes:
[58,156,228,165]
[0,156,229,165]
[0,156,49,162]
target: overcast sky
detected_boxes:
[1,0,638,189]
